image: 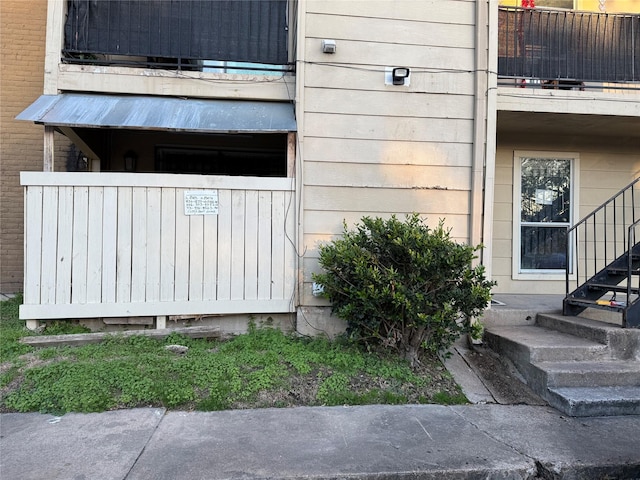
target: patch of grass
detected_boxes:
[42,321,92,336]
[0,294,32,363]
[431,389,468,405]
[0,363,22,389]
[0,297,467,414]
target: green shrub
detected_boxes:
[313,214,494,366]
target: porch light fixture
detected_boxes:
[123,150,138,172]
[322,39,336,54]
[392,67,410,85]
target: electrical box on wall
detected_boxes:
[312,282,325,297]
[322,39,336,54]
[385,67,411,86]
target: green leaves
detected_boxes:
[313,214,495,364]
[0,294,32,362]
[1,321,461,414]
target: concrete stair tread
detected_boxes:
[485,325,610,363]
[486,325,607,349]
[533,360,640,389]
[549,385,640,400]
[533,360,640,374]
[536,313,624,342]
[547,386,640,416]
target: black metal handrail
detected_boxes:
[628,219,640,308]
[565,177,640,307]
[499,6,640,84]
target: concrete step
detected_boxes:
[536,313,640,360]
[536,313,615,344]
[547,386,640,417]
[484,325,610,366]
[533,360,640,388]
[484,320,640,416]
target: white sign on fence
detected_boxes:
[184,190,219,215]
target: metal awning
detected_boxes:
[16,94,296,133]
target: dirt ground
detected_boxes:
[454,343,547,406]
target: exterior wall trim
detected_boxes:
[497,87,640,117]
[56,64,296,102]
[21,172,295,190]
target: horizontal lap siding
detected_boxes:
[304,186,470,214]
[303,138,474,167]
[305,89,475,119]
[21,174,295,319]
[306,1,475,26]
[304,64,476,96]
[304,162,472,190]
[306,13,475,49]
[301,1,478,305]
[304,39,475,72]
[305,113,474,143]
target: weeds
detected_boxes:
[0,294,31,362]
[0,297,467,414]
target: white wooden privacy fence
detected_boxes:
[20,172,297,320]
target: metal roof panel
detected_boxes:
[16,94,296,133]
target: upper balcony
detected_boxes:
[498,6,639,88]
[496,6,640,137]
[48,0,296,101]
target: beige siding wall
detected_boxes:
[300,0,481,306]
[493,133,640,294]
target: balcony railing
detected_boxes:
[63,0,293,73]
[498,6,640,86]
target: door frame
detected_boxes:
[511,150,580,281]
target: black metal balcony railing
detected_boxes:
[499,6,640,84]
[64,0,293,72]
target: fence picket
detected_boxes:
[21,173,296,319]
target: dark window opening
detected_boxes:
[67,129,289,177]
[155,145,286,177]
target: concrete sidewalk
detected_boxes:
[2,404,639,479]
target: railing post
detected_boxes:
[565,225,571,298]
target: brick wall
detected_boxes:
[1,0,47,293]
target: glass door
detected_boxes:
[515,154,574,275]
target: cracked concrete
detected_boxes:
[2,405,639,479]
[446,343,548,406]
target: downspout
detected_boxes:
[294,0,306,323]
[470,0,498,335]
[483,0,499,285]
[470,0,491,260]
